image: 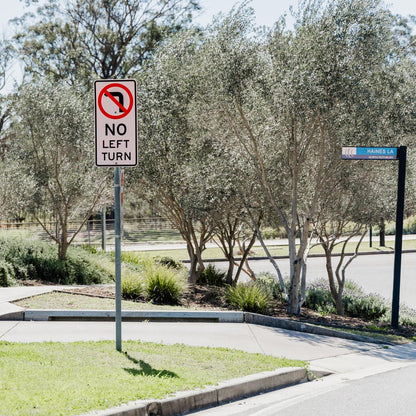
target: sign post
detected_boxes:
[94,79,137,351]
[342,146,406,328]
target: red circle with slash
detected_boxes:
[98,83,134,120]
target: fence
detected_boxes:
[0,217,182,246]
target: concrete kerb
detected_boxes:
[80,367,330,416]
[12,308,391,345]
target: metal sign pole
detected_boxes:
[342,146,407,329]
[391,146,407,328]
[94,79,137,351]
[114,167,122,351]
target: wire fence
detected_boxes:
[0,217,182,245]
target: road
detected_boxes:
[213,253,416,309]
[187,362,416,416]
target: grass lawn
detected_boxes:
[0,340,305,416]
[15,291,199,311]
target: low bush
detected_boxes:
[225,282,272,314]
[0,236,111,285]
[154,256,183,270]
[305,279,389,320]
[197,265,227,286]
[0,260,15,287]
[256,273,287,301]
[343,293,388,320]
[145,265,185,304]
[260,226,287,239]
[304,279,336,315]
[121,274,144,300]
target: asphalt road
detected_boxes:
[188,362,416,416]
[213,252,416,309]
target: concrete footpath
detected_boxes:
[1,286,416,416]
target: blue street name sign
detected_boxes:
[342,146,398,160]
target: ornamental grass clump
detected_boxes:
[196,264,227,286]
[121,274,144,300]
[225,282,272,314]
[145,265,185,305]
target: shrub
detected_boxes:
[256,273,286,301]
[145,266,185,304]
[121,274,144,300]
[343,293,388,320]
[304,279,336,315]
[154,256,184,270]
[225,282,272,314]
[197,265,227,286]
[120,252,155,273]
[0,260,15,287]
[404,216,416,234]
[0,236,110,285]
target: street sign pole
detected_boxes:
[94,79,137,351]
[342,146,407,328]
[114,166,122,351]
[392,146,407,328]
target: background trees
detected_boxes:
[179,0,416,314]
[13,0,200,86]
[6,81,110,260]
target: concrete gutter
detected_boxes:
[24,310,244,323]
[80,367,330,416]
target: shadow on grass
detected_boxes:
[122,351,178,378]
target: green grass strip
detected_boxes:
[0,340,304,416]
[15,291,203,311]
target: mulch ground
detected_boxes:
[44,283,416,339]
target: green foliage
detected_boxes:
[197,264,227,286]
[305,279,388,320]
[260,227,286,239]
[14,0,200,85]
[305,281,337,315]
[256,273,286,301]
[0,260,15,287]
[121,275,144,300]
[145,266,185,305]
[0,340,304,416]
[120,252,154,271]
[155,256,184,270]
[79,244,98,254]
[404,216,416,234]
[0,237,110,285]
[225,282,272,314]
[343,293,388,320]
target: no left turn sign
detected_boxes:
[94,79,137,166]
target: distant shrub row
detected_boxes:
[0,237,111,286]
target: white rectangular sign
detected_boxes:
[94,79,137,167]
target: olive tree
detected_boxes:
[8,81,110,260]
[192,0,416,314]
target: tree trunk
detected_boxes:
[226,258,234,285]
[379,217,385,247]
[186,243,198,284]
[335,293,345,316]
[58,239,68,261]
